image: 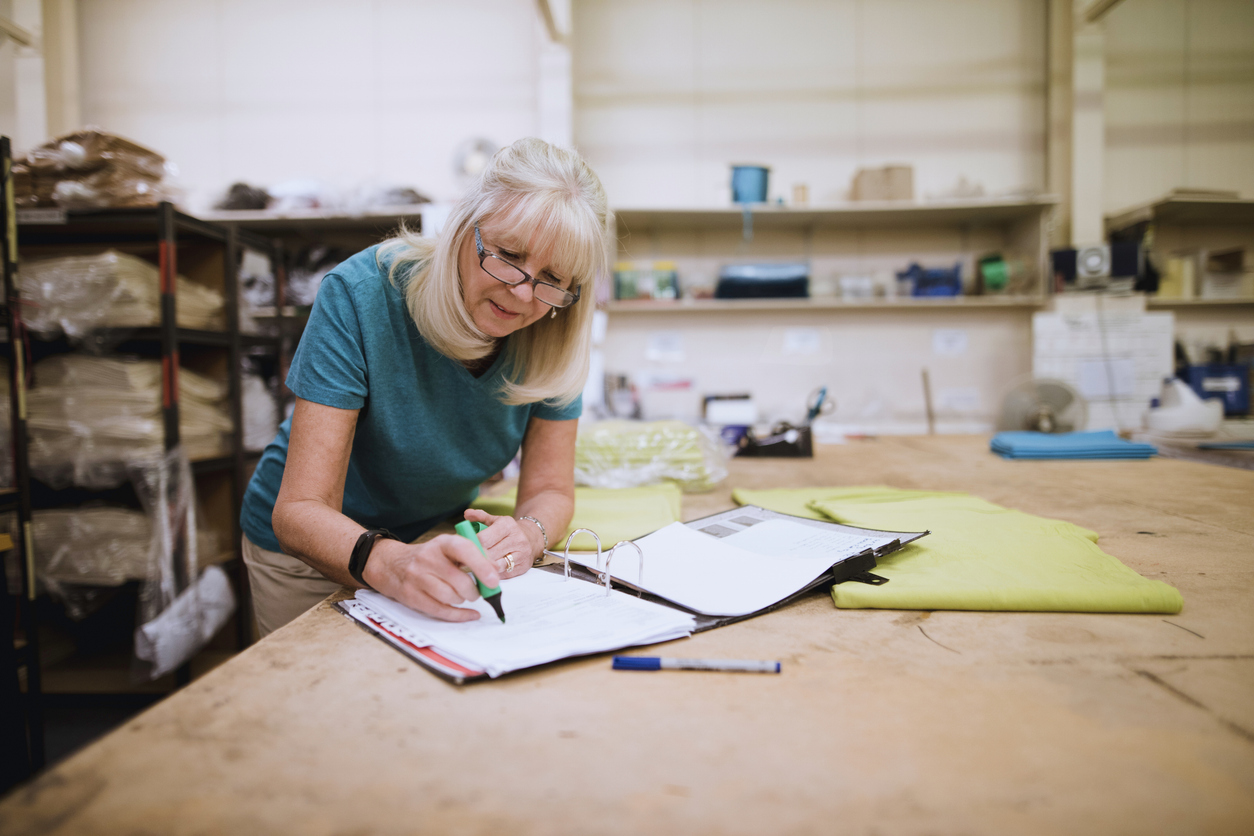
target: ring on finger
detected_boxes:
[503,553,516,573]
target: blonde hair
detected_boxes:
[379,138,607,407]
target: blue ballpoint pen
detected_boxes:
[806,386,828,423]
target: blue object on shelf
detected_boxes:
[731,165,770,203]
[897,261,962,297]
[715,263,809,299]
[1183,363,1250,416]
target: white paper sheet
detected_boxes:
[569,519,875,617]
[354,569,694,677]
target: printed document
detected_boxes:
[350,570,695,677]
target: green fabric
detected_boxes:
[472,484,682,551]
[732,486,1183,614]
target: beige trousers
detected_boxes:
[241,536,341,638]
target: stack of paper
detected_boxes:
[347,570,695,678]
[991,430,1157,460]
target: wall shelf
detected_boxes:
[605,295,1047,314]
[199,205,427,236]
[615,196,1059,232]
[1105,195,1254,233]
[610,197,1059,302]
[1146,297,1254,309]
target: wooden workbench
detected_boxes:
[2,436,1252,834]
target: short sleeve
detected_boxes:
[286,274,370,410]
[532,393,583,422]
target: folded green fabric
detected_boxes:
[472,484,682,552]
[731,486,1182,614]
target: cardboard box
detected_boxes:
[851,165,914,201]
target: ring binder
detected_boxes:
[335,505,928,683]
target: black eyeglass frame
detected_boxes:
[474,225,581,309]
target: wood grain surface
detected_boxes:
[2,436,1252,835]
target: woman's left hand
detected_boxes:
[462,508,543,579]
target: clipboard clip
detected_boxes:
[844,572,889,585]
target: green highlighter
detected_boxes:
[454,520,506,623]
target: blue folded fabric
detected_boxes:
[991,430,1157,460]
[1197,440,1254,451]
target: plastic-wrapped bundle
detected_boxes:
[28,355,233,489]
[31,504,222,621]
[19,249,225,338]
[574,420,730,492]
[13,128,172,210]
[33,507,153,586]
[243,373,279,451]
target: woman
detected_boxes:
[240,138,607,637]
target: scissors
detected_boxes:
[805,386,835,424]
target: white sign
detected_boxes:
[645,331,685,363]
[782,328,822,356]
[932,329,969,357]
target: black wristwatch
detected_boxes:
[349,529,399,590]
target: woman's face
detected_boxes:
[457,219,572,340]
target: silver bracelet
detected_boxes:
[519,515,548,561]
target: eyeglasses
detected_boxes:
[475,226,581,309]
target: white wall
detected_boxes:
[602,307,1034,431]
[61,0,1254,216]
[572,0,1049,208]
[1104,0,1254,213]
[77,0,558,211]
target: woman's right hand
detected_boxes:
[361,534,502,622]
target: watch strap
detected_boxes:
[349,528,399,590]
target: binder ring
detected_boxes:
[554,528,601,581]
[605,540,644,597]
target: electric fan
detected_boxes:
[997,377,1088,433]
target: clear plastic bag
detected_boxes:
[574,420,731,492]
[28,354,232,489]
[128,447,234,681]
[18,249,225,339]
[33,506,152,586]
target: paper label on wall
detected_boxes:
[646,331,685,363]
[932,329,968,357]
[1076,358,1136,399]
[782,328,822,356]
[937,387,981,412]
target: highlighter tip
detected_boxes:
[485,593,506,624]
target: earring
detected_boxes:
[550,308,557,319]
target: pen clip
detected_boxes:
[605,540,644,597]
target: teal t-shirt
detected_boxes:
[240,245,582,553]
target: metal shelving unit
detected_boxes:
[2,162,286,782]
